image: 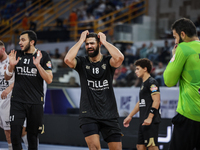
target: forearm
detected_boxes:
[6,83,14,93]
[102,41,124,67]
[5,65,15,80]
[36,64,53,84]
[64,40,83,68]
[128,101,140,118]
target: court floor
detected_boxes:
[0,141,109,150]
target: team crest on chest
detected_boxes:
[101,64,106,70]
[86,65,90,69]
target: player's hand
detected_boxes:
[1,90,9,99]
[123,116,132,127]
[172,44,177,56]
[80,30,89,43]
[142,117,152,126]
[33,50,42,67]
[98,32,106,44]
[8,50,20,67]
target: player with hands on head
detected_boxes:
[123,58,161,150]
[64,30,124,150]
[5,30,53,150]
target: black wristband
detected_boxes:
[150,107,157,114]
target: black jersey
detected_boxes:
[11,50,52,104]
[75,55,119,119]
[139,77,161,124]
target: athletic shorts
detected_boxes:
[169,113,200,150]
[0,98,11,130]
[80,117,123,142]
[10,101,44,134]
[137,123,159,147]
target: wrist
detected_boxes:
[149,107,157,115]
[6,68,13,76]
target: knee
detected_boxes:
[11,126,22,144]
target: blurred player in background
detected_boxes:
[164,18,200,150]
[123,58,161,150]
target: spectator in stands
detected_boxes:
[125,63,137,86]
[22,12,29,30]
[29,21,37,31]
[69,9,78,27]
[154,62,165,86]
[52,48,61,59]
[194,15,200,29]
[137,43,147,58]
[66,76,79,87]
[113,64,127,87]
[6,41,15,54]
[124,44,137,66]
[146,42,158,62]
[93,0,106,18]
[158,40,170,64]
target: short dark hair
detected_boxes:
[20,30,37,46]
[171,18,197,38]
[0,40,5,47]
[86,32,100,43]
[134,58,152,73]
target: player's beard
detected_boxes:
[23,43,30,52]
[178,34,184,44]
[86,45,99,58]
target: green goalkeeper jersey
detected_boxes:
[163,40,200,122]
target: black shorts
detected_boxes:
[169,113,200,150]
[10,101,44,134]
[80,117,123,143]
[137,123,159,147]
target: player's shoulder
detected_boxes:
[148,76,158,84]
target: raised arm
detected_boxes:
[5,50,20,81]
[33,50,53,84]
[98,32,124,68]
[64,30,89,68]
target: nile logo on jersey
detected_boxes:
[87,79,109,90]
[16,66,37,76]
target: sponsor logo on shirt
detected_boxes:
[16,66,37,76]
[139,99,146,107]
[46,61,52,68]
[87,79,109,90]
[150,84,158,92]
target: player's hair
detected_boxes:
[134,58,152,73]
[20,30,37,46]
[86,32,100,43]
[171,18,197,38]
[0,40,5,47]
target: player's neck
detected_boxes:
[89,53,103,63]
[142,73,150,82]
[26,46,36,54]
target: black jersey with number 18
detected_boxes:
[11,50,52,104]
[139,77,161,124]
[75,55,119,119]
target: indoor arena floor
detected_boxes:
[0,141,109,150]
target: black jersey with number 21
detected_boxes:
[11,50,52,104]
